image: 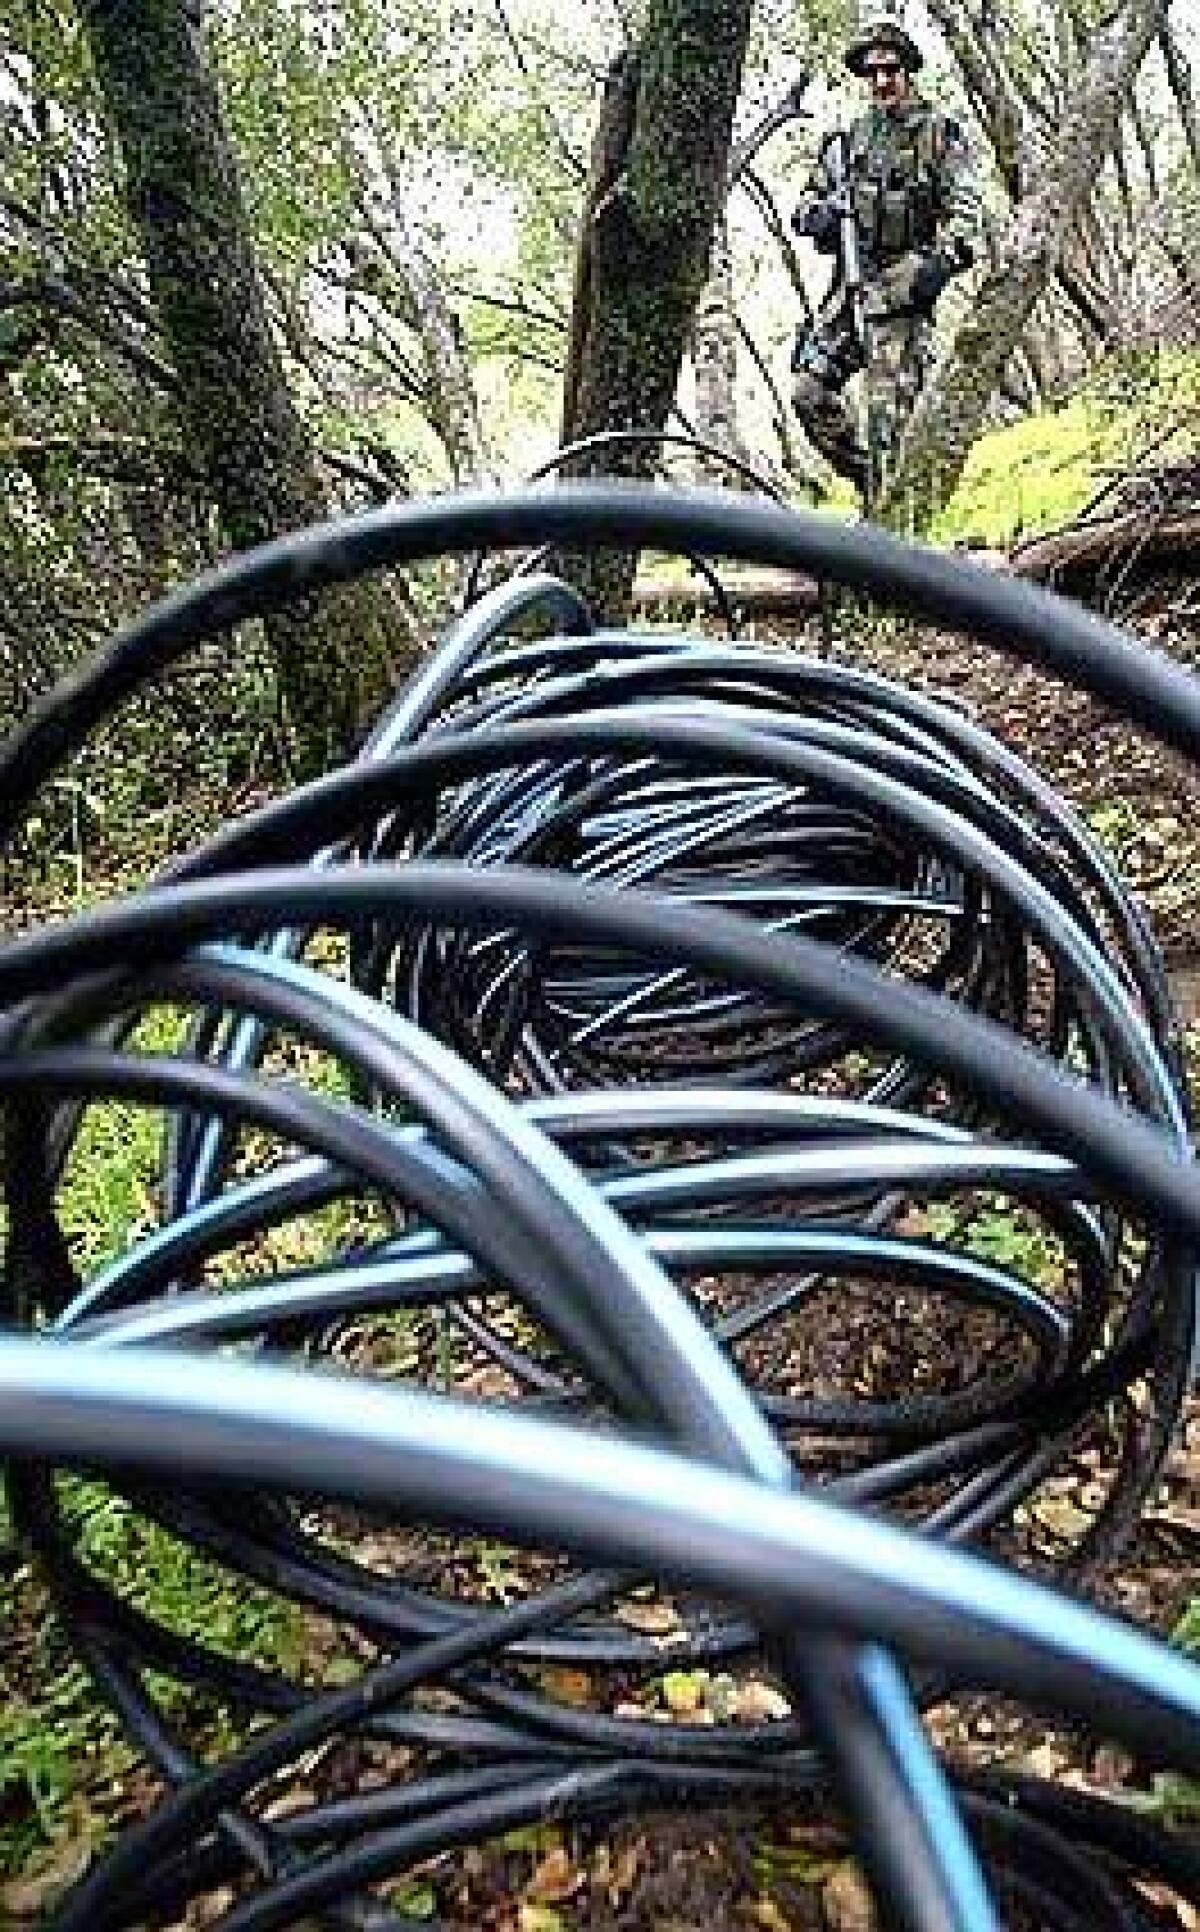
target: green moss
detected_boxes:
[932,346,1200,548]
[934,396,1104,546]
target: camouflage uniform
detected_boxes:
[792,97,982,497]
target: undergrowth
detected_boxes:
[934,343,1200,548]
[0,989,392,1890]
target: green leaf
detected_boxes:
[393,1878,438,1919]
[1172,1598,1200,1654]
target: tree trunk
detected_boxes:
[884,0,1167,531]
[78,0,410,772]
[558,0,753,618]
[691,218,753,474]
[1159,20,1200,176]
[689,80,810,485]
[920,0,1025,199]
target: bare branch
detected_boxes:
[0,183,164,336]
[1055,251,1120,344]
[965,0,1058,124]
[727,77,808,181]
[736,166,809,309]
[443,282,567,334]
[732,310,800,473]
[1127,82,1161,193]
[921,0,1025,192]
[1158,19,1200,173]
[1109,128,1138,234]
[497,21,609,86]
[343,142,494,482]
[0,270,180,390]
[490,0,588,183]
[318,443,412,502]
[0,430,197,486]
[891,0,1170,524]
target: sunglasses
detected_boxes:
[865,61,904,79]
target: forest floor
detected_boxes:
[4,594,1200,1931]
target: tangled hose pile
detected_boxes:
[3,485,1200,1930]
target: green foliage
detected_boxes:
[42,1007,178,1278]
[1137,1604,1200,1825]
[6,0,1198,1891]
[210,0,589,392]
[933,347,1200,548]
[1085,799,1138,850]
[920,1197,1064,1291]
[0,995,386,1880]
[0,1638,133,1870]
[933,395,1110,547]
[0,1477,302,1878]
[1174,1599,1200,1655]
[393,1878,440,1919]
[58,1478,302,1675]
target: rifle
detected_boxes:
[825,129,866,353]
[823,132,898,511]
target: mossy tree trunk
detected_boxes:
[559,0,753,619]
[78,0,411,773]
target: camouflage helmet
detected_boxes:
[844,18,924,76]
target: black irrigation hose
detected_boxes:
[3,480,1200,1929]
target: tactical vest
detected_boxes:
[844,106,947,262]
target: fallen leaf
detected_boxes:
[540,1666,593,1707]
[1023,1742,1065,1780]
[1032,1496,1093,1539]
[735,1679,791,1723]
[1147,1505,1200,1537]
[661,1670,707,1715]
[1,1838,94,1922]
[528,1847,580,1903]
[519,1905,566,1932]
[750,1895,794,1930]
[616,1596,682,1636]
[822,1860,876,1932]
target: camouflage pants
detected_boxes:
[792,283,933,499]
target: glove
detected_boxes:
[793,199,840,256]
[910,250,954,313]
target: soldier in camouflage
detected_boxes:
[791,18,982,500]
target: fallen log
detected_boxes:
[633,563,821,616]
[1012,505,1200,590]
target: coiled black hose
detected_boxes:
[2,482,1199,1930]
